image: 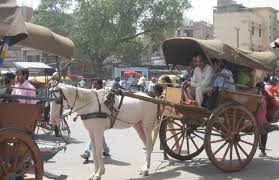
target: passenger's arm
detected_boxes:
[200,66,214,87]
[190,68,200,87]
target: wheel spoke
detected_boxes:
[237,143,249,157]
[213,141,228,155]
[209,132,222,137]
[189,135,199,150]
[210,138,227,144]
[166,128,182,131]
[232,108,237,132]
[235,112,245,132]
[229,143,233,164]
[171,133,183,151]
[170,121,183,128]
[195,130,206,134]
[164,132,182,142]
[234,144,242,163]
[178,132,185,155]
[239,139,254,146]
[212,127,223,134]
[239,132,254,136]
[215,119,229,133]
[192,133,204,140]
[221,143,231,162]
[186,135,190,154]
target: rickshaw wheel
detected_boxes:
[59,116,71,144]
[159,116,205,160]
[205,103,259,172]
[0,128,43,180]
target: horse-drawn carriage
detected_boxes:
[122,37,278,172]
[0,1,74,179]
[159,37,278,172]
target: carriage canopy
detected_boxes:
[18,23,74,60]
[162,37,277,71]
[0,0,74,59]
[0,0,28,45]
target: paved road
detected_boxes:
[43,114,279,180]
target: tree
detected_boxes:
[33,0,74,37]
[33,0,191,76]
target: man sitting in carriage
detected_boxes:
[185,52,214,107]
[12,68,36,104]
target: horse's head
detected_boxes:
[57,83,107,115]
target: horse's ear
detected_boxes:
[93,89,107,103]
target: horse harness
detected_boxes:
[78,90,125,129]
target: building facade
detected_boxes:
[214,0,279,52]
[176,20,214,40]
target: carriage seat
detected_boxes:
[161,87,184,116]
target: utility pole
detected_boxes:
[234,27,240,48]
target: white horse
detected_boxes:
[57,84,157,180]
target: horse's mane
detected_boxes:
[59,84,95,103]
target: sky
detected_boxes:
[18,0,279,24]
[185,0,279,23]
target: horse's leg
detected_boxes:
[88,132,98,180]
[140,124,153,176]
[134,121,147,147]
[92,129,105,180]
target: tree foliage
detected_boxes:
[33,0,191,75]
[33,0,74,36]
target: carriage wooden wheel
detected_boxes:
[0,128,43,180]
[160,116,205,160]
[204,103,260,172]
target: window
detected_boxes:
[252,26,254,35]
[183,30,188,37]
[259,29,261,37]
[177,29,181,36]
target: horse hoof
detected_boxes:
[93,176,101,180]
[141,170,149,176]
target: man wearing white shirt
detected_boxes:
[190,53,214,107]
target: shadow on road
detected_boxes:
[81,156,131,166]
[35,134,83,144]
[104,156,131,166]
[44,171,68,180]
[129,156,279,180]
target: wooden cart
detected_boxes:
[159,37,277,172]
[0,102,44,179]
[122,37,277,172]
[0,2,74,179]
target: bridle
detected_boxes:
[57,86,125,128]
